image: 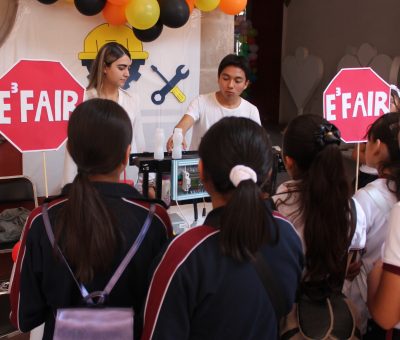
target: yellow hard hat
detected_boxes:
[79,23,149,60]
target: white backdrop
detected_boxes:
[0,0,201,196]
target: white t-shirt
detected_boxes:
[273,180,367,252]
[359,164,378,175]
[62,88,145,186]
[185,92,261,150]
[86,88,145,153]
[381,202,400,330]
[344,178,397,333]
[383,202,400,269]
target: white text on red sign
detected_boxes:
[0,84,79,124]
[325,87,389,121]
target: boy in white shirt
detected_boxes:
[167,54,261,151]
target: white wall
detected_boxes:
[200,9,234,94]
[0,0,201,196]
[280,0,400,123]
[0,0,233,197]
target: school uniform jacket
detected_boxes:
[9,182,173,340]
[141,206,304,340]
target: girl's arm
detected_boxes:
[368,260,400,329]
[368,203,400,329]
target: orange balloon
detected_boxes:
[108,0,130,4]
[103,2,127,25]
[219,0,247,15]
[185,0,195,13]
[12,241,20,263]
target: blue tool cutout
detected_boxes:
[151,65,189,105]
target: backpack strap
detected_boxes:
[42,203,155,303]
[42,203,82,292]
[345,199,358,280]
[252,251,287,322]
[103,204,155,296]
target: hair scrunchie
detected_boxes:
[229,165,257,187]
[314,123,341,148]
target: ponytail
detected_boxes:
[221,180,275,261]
[283,114,353,287]
[56,172,118,283]
[55,98,132,283]
[302,144,353,286]
[198,117,276,262]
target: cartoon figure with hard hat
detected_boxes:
[79,23,149,89]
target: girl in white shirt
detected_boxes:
[367,101,400,338]
[63,42,145,186]
[368,202,400,338]
[346,112,400,338]
[273,114,366,290]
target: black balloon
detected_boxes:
[74,0,106,16]
[133,20,164,42]
[158,0,190,29]
[37,0,58,4]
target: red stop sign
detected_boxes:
[0,60,85,152]
[323,67,390,143]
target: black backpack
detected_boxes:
[254,199,361,340]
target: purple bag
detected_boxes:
[42,203,155,340]
[53,308,134,340]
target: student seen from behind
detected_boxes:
[143,117,303,340]
[10,99,172,339]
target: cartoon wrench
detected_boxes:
[151,65,187,103]
[151,65,189,105]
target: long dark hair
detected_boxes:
[198,117,275,262]
[87,42,131,93]
[56,98,132,283]
[367,112,400,200]
[282,114,353,287]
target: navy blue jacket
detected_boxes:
[10,182,172,340]
[142,206,304,340]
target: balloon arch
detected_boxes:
[37,0,247,42]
